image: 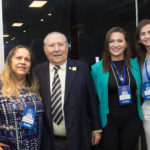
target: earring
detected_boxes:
[139,40,141,43]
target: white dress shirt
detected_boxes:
[49,62,67,137]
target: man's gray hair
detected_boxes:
[43,31,68,45]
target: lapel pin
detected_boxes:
[72,67,77,71]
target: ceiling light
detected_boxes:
[11,37,16,41]
[48,13,52,16]
[5,41,8,44]
[23,30,26,33]
[12,23,23,27]
[40,18,44,22]
[29,1,48,8]
[3,34,9,38]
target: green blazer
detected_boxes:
[91,58,143,128]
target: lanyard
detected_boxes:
[20,95,37,111]
[145,60,150,81]
[111,61,126,86]
[111,65,130,87]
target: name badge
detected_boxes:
[21,106,36,129]
[143,81,150,100]
[118,85,132,105]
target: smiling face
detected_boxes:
[44,32,69,66]
[139,24,150,49]
[11,48,31,79]
[108,32,127,61]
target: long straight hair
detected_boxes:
[135,19,150,68]
[102,27,131,72]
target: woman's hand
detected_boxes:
[0,143,10,150]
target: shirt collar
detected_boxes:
[49,61,67,72]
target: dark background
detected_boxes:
[3,0,150,66]
[2,0,150,149]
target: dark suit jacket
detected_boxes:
[35,59,101,150]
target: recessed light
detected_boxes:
[29,1,48,8]
[40,19,44,22]
[12,23,23,27]
[3,34,9,38]
[23,30,26,33]
[48,13,52,16]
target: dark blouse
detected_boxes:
[108,60,139,125]
[0,83,44,150]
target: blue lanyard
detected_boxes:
[111,61,126,86]
[145,60,150,81]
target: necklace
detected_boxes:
[113,63,125,81]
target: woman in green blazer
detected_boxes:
[91,27,143,150]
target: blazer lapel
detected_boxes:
[64,59,78,104]
[42,62,52,125]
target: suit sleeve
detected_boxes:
[84,63,102,130]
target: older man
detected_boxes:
[35,32,102,150]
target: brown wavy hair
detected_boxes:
[135,19,150,68]
[102,27,131,72]
[0,45,39,98]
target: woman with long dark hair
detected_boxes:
[91,27,143,150]
[136,19,150,150]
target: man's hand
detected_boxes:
[91,132,102,145]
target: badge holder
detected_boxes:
[143,81,150,100]
[21,106,36,129]
[111,62,132,105]
[118,85,132,105]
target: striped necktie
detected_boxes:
[51,66,63,125]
